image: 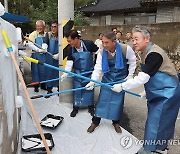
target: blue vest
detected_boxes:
[72,41,94,107]
[95,47,128,120]
[31,36,46,82]
[45,37,59,87]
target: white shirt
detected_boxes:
[91,45,136,81]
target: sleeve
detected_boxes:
[65,60,73,72]
[126,45,136,76]
[89,40,99,53]
[121,52,163,90]
[122,72,150,90]
[66,45,73,60]
[142,52,163,77]
[29,31,36,42]
[91,50,103,81]
[26,42,39,52]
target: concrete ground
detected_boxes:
[120,86,180,154]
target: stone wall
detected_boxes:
[76,22,180,73]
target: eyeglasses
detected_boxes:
[51,26,57,28]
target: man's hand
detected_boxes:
[53,53,59,60]
[85,82,95,90]
[112,83,123,93]
[61,73,68,81]
[37,49,47,53]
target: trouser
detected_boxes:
[92,116,120,125]
[73,105,94,111]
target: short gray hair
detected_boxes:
[102,31,116,41]
[132,25,151,39]
[36,20,45,26]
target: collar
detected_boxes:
[75,40,84,52]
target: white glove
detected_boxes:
[37,48,47,53]
[125,75,133,80]
[53,53,59,60]
[139,90,146,100]
[85,82,95,90]
[41,43,48,50]
[112,83,123,93]
[61,73,68,81]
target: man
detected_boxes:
[124,31,141,75]
[61,30,99,117]
[124,32,133,48]
[112,27,117,34]
[94,33,103,62]
[85,31,136,133]
[45,21,59,97]
[28,20,49,92]
[112,25,180,153]
[116,31,124,44]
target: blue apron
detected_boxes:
[31,36,46,82]
[72,41,94,107]
[95,52,128,120]
[45,37,59,87]
[141,44,180,151]
[143,72,180,151]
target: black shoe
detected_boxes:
[40,83,47,90]
[45,90,53,98]
[70,109,78,117]
[88,106,94,116]
[34,87,39,92]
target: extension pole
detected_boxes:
[24,36,53,57]
[1,29,51,154]
[24,57,141,97]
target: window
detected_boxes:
[148,16,156,23]
[124,17,131,24]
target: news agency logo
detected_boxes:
[120,136,180,149]
[120,136,133,149]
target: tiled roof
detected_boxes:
[80,0,141,12]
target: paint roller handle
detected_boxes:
[23,36,31,42]
[31,95,43,99]
[26,82,40,87]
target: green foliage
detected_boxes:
[3,0,97,32]
[75,0,97,8]
[74,10,91,26]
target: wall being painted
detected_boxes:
[0,17,19,154]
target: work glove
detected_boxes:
[85,82,95,90]
[111,83,123,93]
[139,90,146,100]
[61,73,68,81]
[53,53,59,60]
[37,48,47,53]
[41,43,48,50]
[125,75,133,80]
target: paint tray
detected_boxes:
[21,133,54,152]
[40,114,64,129]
